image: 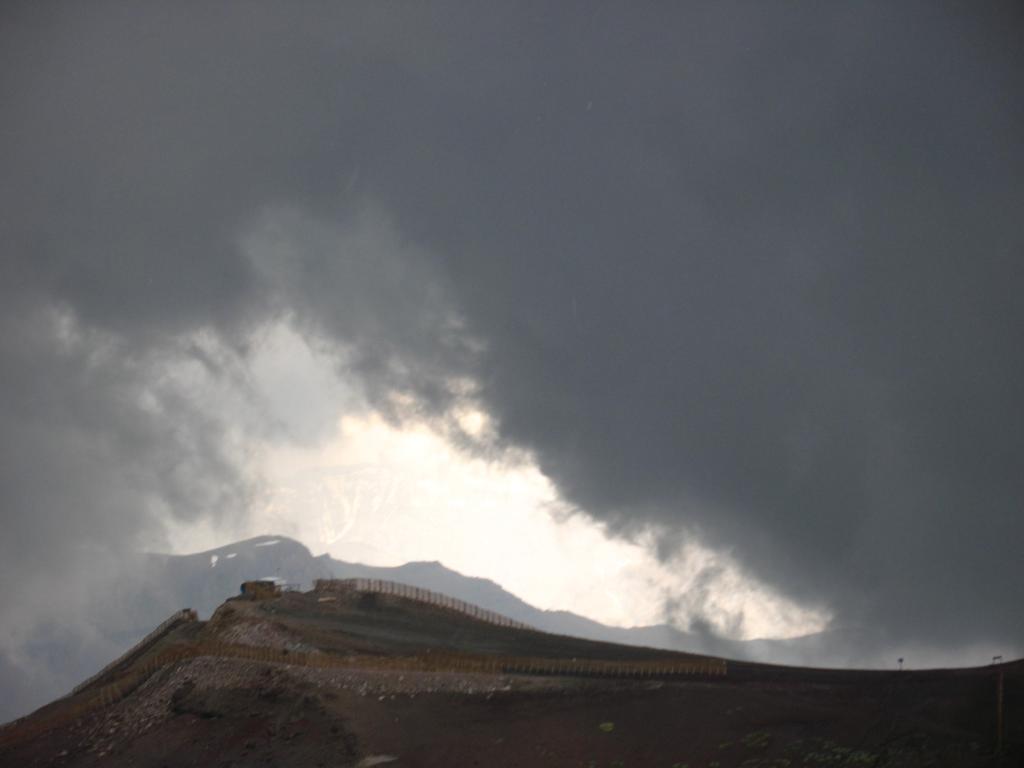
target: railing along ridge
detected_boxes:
[0,640,727,748]
[70,609,197,696]
[314,578,534,631]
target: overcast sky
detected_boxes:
[3,0,1024,691]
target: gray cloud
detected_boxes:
[0,296,258,717]
[2,0,1023,705]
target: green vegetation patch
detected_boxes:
[783,738,878,766]
[741,730,772,750]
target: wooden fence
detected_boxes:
[0,640,726,749]
[314,578,533,630]
[70,609,198,695]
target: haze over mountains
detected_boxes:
[6,534,1010,726]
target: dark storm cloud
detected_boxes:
[2,0,1023,691]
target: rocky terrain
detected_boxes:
[1,584,1019,767]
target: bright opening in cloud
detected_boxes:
[161,323,829,641]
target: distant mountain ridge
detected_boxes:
[149,535,832,665]
[160,535,706,648]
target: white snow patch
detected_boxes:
[225,552,237,559]
[210,555,218,568]
[254,539,280,547]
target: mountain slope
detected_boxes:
[0,534,989,725]
[3,585,1019,767]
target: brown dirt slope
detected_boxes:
[1,588,1020,767]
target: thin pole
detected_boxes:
[996,668,1004,756]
